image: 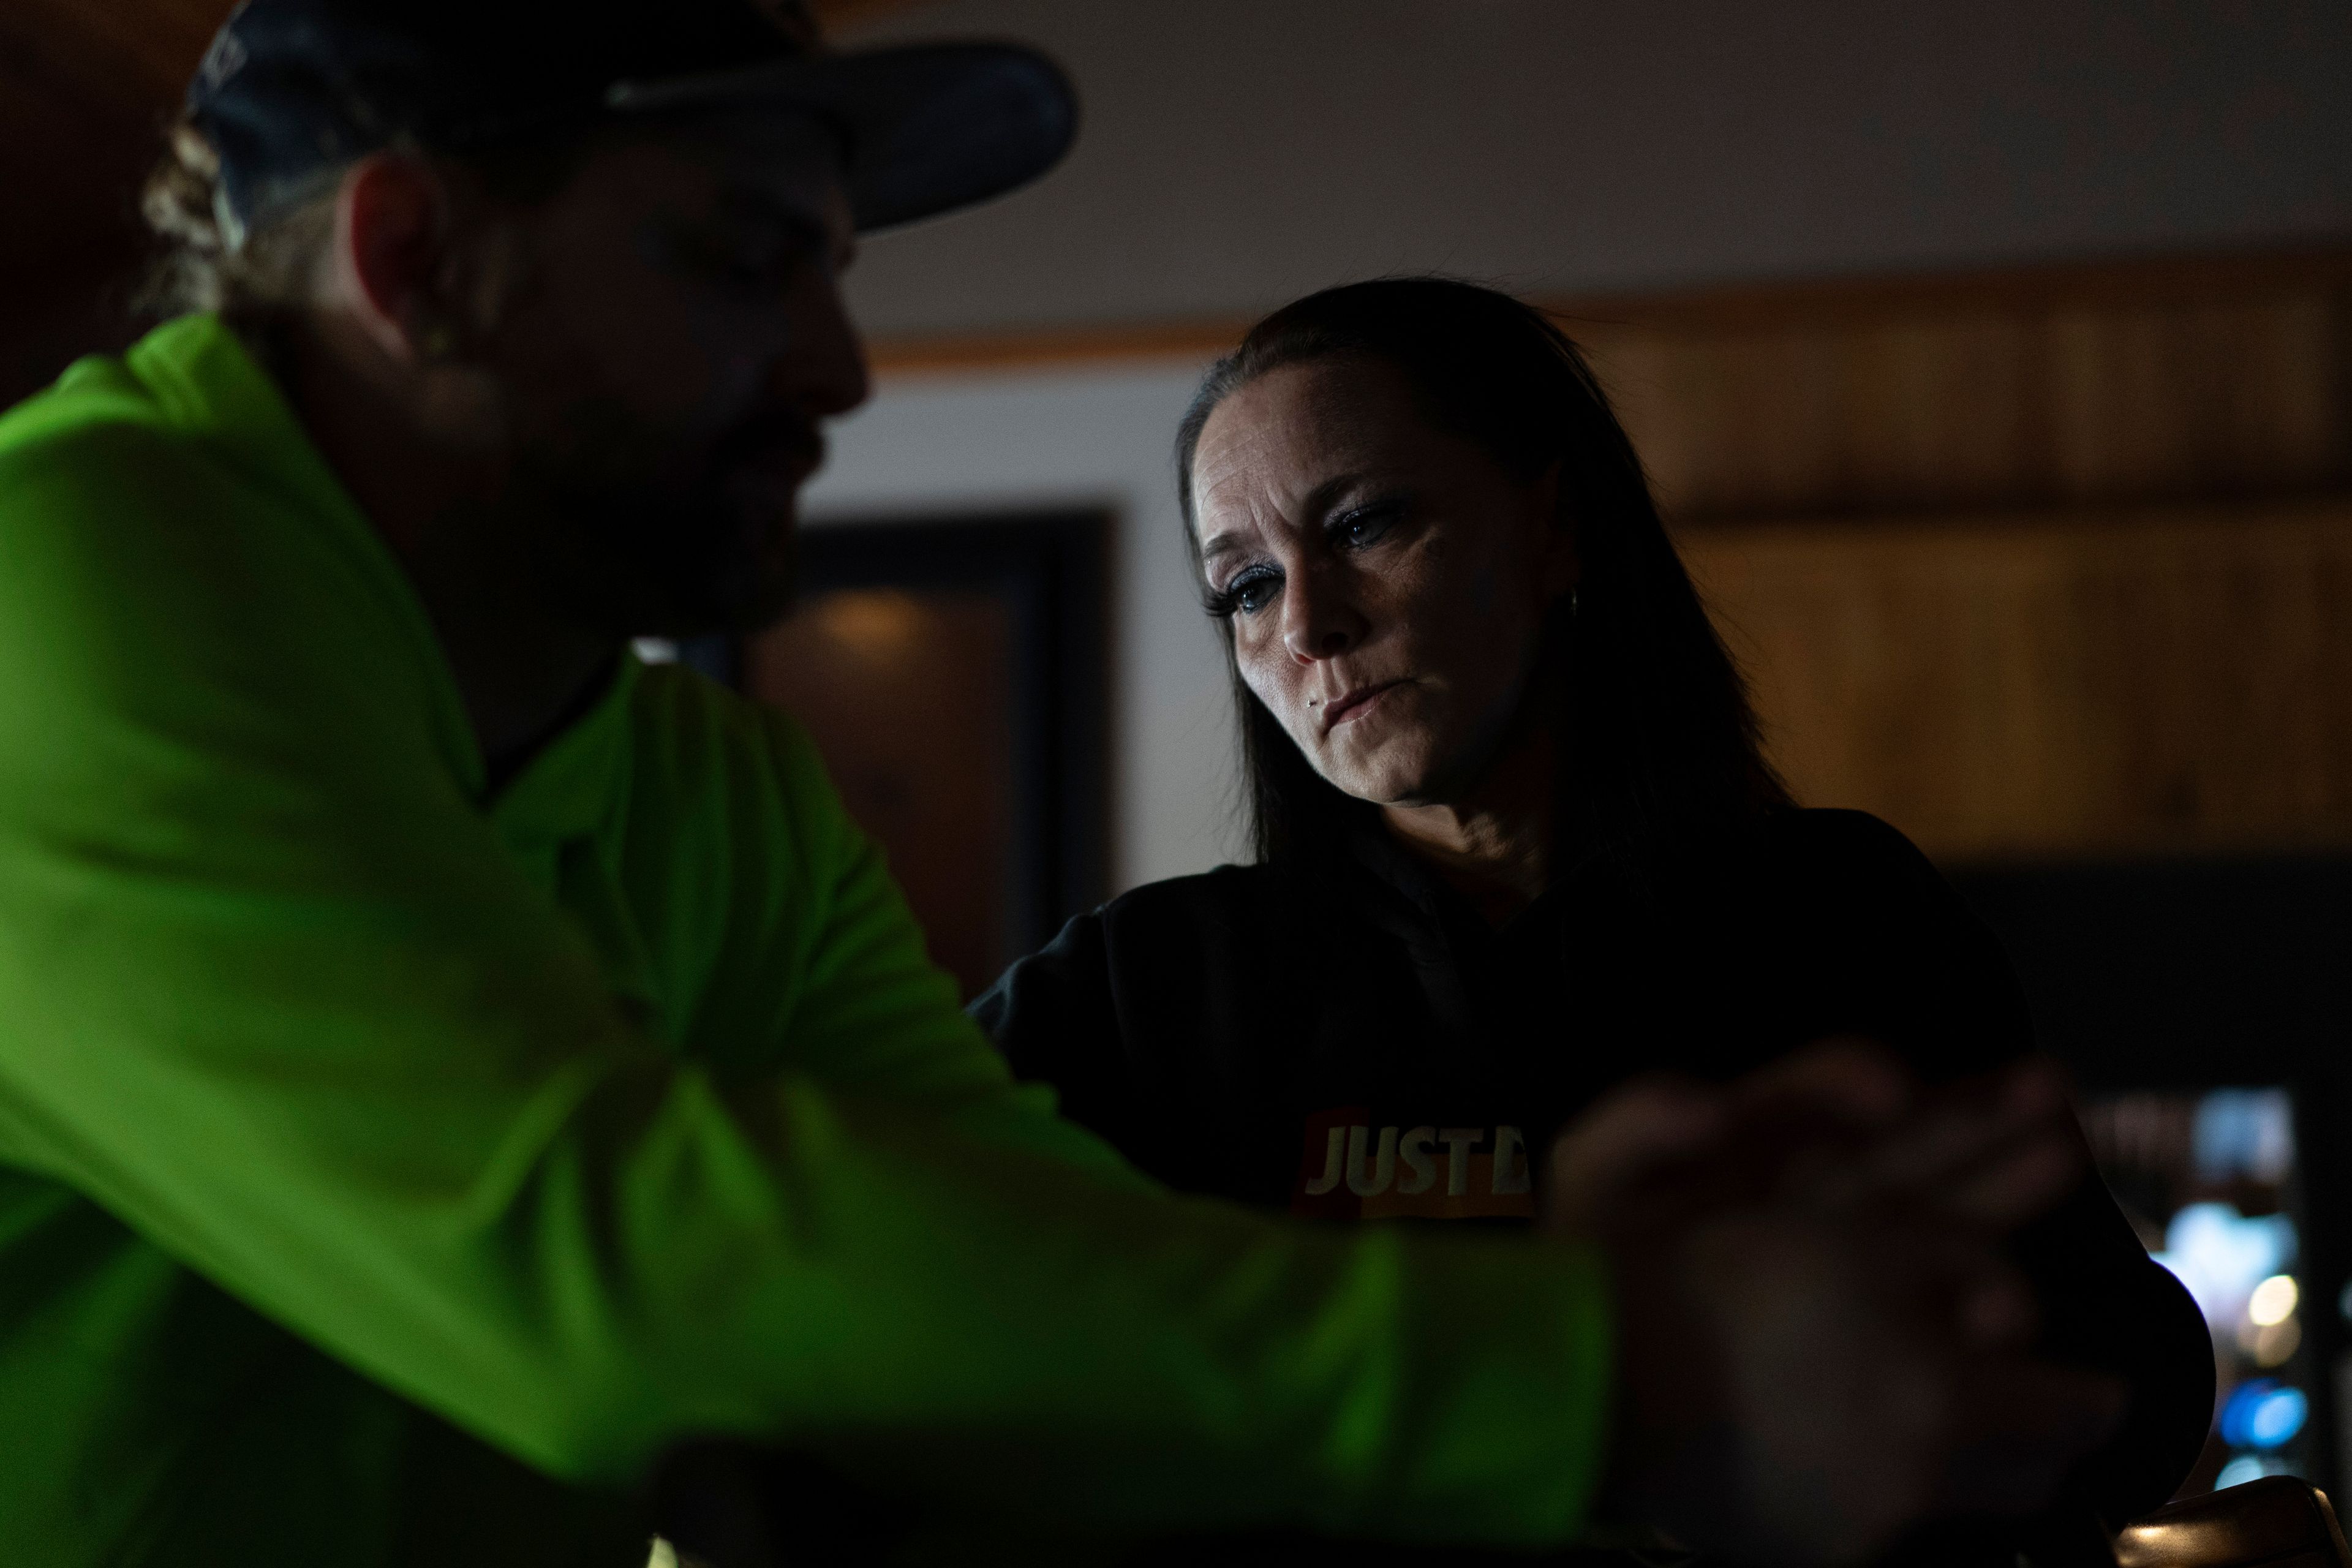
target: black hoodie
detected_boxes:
[974,807,2214,1562]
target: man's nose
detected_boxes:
[782,276,872,421]
[1280,567,1368,663]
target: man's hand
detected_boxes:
[1545,1042,2125,1567]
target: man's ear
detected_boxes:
[332,154,454,366]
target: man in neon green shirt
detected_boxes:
[0,2,2125,1562]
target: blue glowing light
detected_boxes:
[2219,1381,2309,1452]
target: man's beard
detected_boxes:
[519,402,823,640]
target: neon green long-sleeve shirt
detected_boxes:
[0,314,1612,1565]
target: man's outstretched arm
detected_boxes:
[0,420,1614,1547]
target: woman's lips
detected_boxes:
[1320,679,1404,733]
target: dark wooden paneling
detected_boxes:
[1578,262,2352,522]
[0,0,226,289]
[1681,501,2352,859]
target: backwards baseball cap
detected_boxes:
[187,0,1077,244]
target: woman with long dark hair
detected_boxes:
[973,279,2209,1556]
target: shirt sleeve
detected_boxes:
[0,424,1614,1546]
[967,907,1153,1148]
[967,911,1107,1082]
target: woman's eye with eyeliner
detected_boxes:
[1231,570,1280,614]
[1208,566,1281,619]
[1332,502,1401,550]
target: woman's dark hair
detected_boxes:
[1175,276,1790,894]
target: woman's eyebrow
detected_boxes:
[1295,471,1370,522]
[1198,530,1246,568]
[1196,470,1376,571]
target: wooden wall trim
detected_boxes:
[1556,246,2352,328]
[867,246,2352,377]
[812,0,936,33]
[867,317,1253,377]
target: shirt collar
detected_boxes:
[1338,813,1594,950]
[489,657,641,861]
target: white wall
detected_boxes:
[801,360,1246,893]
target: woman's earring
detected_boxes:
[1569,588,1581,619]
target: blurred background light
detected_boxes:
[2241,1317,2304,1368]
[2250,1274,2301,1328]
[2154,1204,2299,1329]
[2081,1087,2316,1496]
[2192,1090,2297,1186]
[2219,1381,2309,1452]
[2214,1453,2297,1490]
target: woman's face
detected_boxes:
[1190,356,1578,806]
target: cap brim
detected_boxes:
[606,42,1077,233]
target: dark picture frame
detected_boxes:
[692,510,1112,971]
